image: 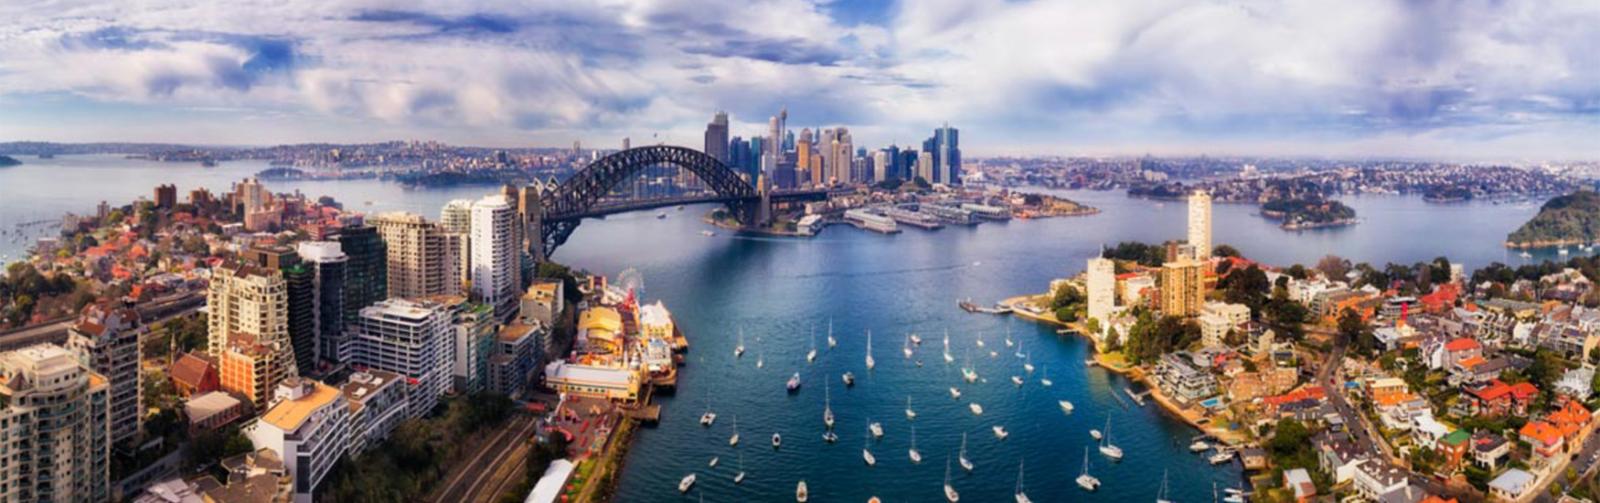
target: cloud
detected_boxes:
[0,0,1596,159]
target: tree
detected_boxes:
[1286,264,1309,280]
[1104,328,1122,350]
[1213,244,1242,258]
[1315,255,1351,280]
[1219,265,1271,314]
[1340,308,1377,356]
[1430,257,1453,284]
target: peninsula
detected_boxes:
[1506,190,1600,248]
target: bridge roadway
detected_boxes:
[0,291,205,351]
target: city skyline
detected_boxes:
[1,1,1598,161]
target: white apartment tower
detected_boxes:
[0,344,112,502]
[1086,257,1116,336]
[207,261,297,385]
[246,378,350,503]
[349,298,454,417]
[371,212,463,299]
[1188,189,1212,260]
[471,195,519,321]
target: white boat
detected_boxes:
[976,335,985,348]
[757,350,764,369]
[806,348,816,363]
[866,330,876,370]
[734,453,746,484]
[1011,375,1023,386]
[958,433,974,472]
[786,372,801,392]
[1023,357,1035,374]
[657,211,668,219]
[708,456,719,468]
[827,319,837,348]
[1520,251,1533,258]
[949,387,962,399]
[1004,335,1014,347]
[909,425,923,463]
[772,432,782,449]
[679,473,697,493]
[1040,365,1052,387]
[1075,448,1100,491]
[729,415,740,446]
[1059,400,1074,413]
[700,401,716,427]
[1210,450,1234,465]
[1156,470,1173,503]
[869,420,883,439]
[807,327,818,363]
[903,334,914,359]
[823,382,835,429]
[1561,248,1571,255]
[989,351,998,358]
[944,455,960,502]
[796,481,809,502]
[1014,460,1032,503]
[1089,429,1102,440]
[864,446,877,466]
[735,329,746,358]
[911,334,923,346]
[701,230,715,237]
[842,372,855,387]
[993,425,1009,439]
[961,351,978,382]
[970,403,984,415]
[1099,417,1123,460]
[822,431,839,443]
[944,350,955,364]
[905,396,917,420]
[1190,440,1211,452]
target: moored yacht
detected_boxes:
[970,402,983,415]
[679,473,697,493]
[786,372,802,392]
[1076,448,1100,491]
[993,425,1009,439]
[1059,400,1074,413]
[949,386,961,399]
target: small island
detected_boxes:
[1505,190,1600,248]
[0,155,21,167]
[1261,197,1357,230]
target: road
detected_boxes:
[0,291,204,351]
[1316,328,1455,497]
[433,411,541,503]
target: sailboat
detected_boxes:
[1157,470,1173,503]
[958,433,974,472]
[735,329,746,358]
[961,350,978,383]
[1022,352,1035,373]
[944,454,961,502]
[1040,365,1053,387]
[866,330,876,370]
[1014,460,1032,503]
[1004,325,1014,347]
[734,452,746,484]
[823,382,835,429]
[943,331,954,364]
[911,333,923,345]
[757,348,765,369]
[903,334,914,359]
[864,437,877,466]
[905,396,917,420]
[976,333,986,348]
[807,329,818,364]
[700,399,716,427]
[1099,416,1123,460]
[1076,447,1100,491]
[729,415,740,446]
[827,319,837,348]
[909,425,923,463]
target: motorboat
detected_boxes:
[796,481,809,502]
[950,387,962,399]
[842,372,855,387]
[970,403,984,415]
[1190,440,1211,453]
[772,433,783,449]
[993,425,1009,440]
[1059,400,1074,413]
[679,473,697,493]
[708,457,719,468]
[869,421,883,439]
[786,373,801,392]
[1011,376,1023,386]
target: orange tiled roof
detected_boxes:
[1444,338,1480,352]
[1520,420,1563,447]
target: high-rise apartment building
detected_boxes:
[66,302,144,445]
[1160,258,1206,317]
[452,301,497,394]
[1086,257,1116,335]
[243,245,318,376]
[296,242,346,368]
[440,199,475,286]
[207,261,298,393]
[471,195,520,322]
[219,332,288,410]
[0,344,112,502]
[371,212,463,299]
[334,225,387,325]
[154,184,177,209]
[349,298,454,417]
[704,111,729,165]
[246,378,350,503]
[1188,189,1212,260]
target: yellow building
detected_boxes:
[1160,258,1206,317]
[542,361,642,402]
[638,301,674,340]
[579,307,624,353]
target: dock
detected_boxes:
[958,299,1013,314]
[623,404,661,423]
[1125,387,1150,406]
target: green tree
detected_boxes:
[1213,244,1242,258]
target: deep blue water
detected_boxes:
[0,156,1576,501]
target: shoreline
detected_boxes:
[999,294,1253,447]
[1505,238,1595,249]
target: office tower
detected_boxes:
[925,124,961,185]
[453,302,496,394]
[0,344,112,502]
[371,212,463,299]
[246,378,350,503]
[825,127,852,185]
[350,299,454,417]
[872,150,890,183]
[296,242,346,368]
[207,261,297,393]
[243,245,318,376]
[334,225,387,324]
[471,195,520,322]
[1160,258,1206,317]
[917,150,934,181]
[796,128,814,186]
[154,184,177,209]
[704,111,729,165]
[1188,189,1212,260]
[885,145,902,180]
[66,302,144,445]
[1086,257,1116,334]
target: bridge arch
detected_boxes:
[538,145,759,257]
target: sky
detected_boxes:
[1,0,1598,161]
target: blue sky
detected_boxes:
[1,0,1598,160]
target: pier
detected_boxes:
[958,299,1013,314]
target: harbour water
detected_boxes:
[0,156,1573,501]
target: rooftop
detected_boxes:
[259,380,342,431]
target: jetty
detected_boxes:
[959,299,1013,314]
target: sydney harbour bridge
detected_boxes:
[525,145,831,258]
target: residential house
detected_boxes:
[1284,468,1316,502]
[1488,468,1536,501]
[1459,380,1539,418]
[1153,352,1218,406]
[1471,431,1511,472]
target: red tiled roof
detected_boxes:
[1520,420,1562,447]
[1469,380,1539,402]
[1444,338,1480,352]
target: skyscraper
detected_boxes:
[0,344,112,501]
[297,241,347,368]
[66,302,144,445]
[207,260,297,403]
[1160,258,1206,317]
[1086,257,1115,335]
[242,245,318,376]
[335,225,388,324]
[1188,189,1212,260]
[932,124,961,185]
[828,127,852,185]
[797,128,816,186]
[704,111,729,165]
[872,150,890,183]
[371,212,463,299]
[440,199,475,286]
[471,195,519,322]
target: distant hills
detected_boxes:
[1506,190,1600,248]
